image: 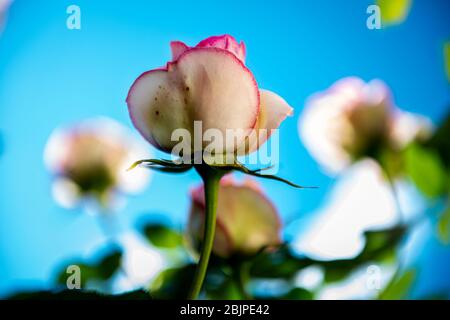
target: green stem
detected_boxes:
[188,165,223,300]
[234,262,252,300]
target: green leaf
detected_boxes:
[128,158,192,173]
[358,226,405,262]
[426,110,450,169]
[249,245,312,279]
[220,162,316,189]
[143,223,183,249]
[55,246,123,287]
[321,227,404,283]
[97,248,123,280]
[250,226,406,283]
[437,206,450,245]
[379,269,416,300]
[377,0,412,26]
[56,263,95,287]
[204,267,243,300]
[281,287,314,300]
[150,264,196,299]
[404,143,447,198]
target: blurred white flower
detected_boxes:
[294,265,324,291]
[44,117,151,210]
[299,77,431,175]
[300,77,391,174]
[112,232,165,294]
[292,159,425,261]
[292,160,398,260]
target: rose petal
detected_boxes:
[174,47,259,153]
[126,69,189,152]
[189,178,281,257]
[196,34,246,63]
[299,91,352,174]
[188,201,234,257]
[243,89,293,154]
[127,47,259,154]
[170,40,190,62]
[217,184,281,255]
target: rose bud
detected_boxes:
[187,175,281,258]
[126,35,293,158]
[44,117,151,209]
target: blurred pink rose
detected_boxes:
[44,117,151,209]
[126,35,293,156]
[187,175,281,257]
[300,77,431,174]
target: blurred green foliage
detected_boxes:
[143,223,183,249]
[426,110,450,171]
[377,0,412,26]
[55,245,122,288]
[250,226,405,284]
[404,143,447,198]
[127,109,450,300]
[437,206,450,245]
[11,105,450,301]
[379,269,416,300]
[150,264,197,299]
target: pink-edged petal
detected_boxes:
[243,89,293,154]
[170,40,190,62]
[174,47,259,153]
[196,34,246,63]
[188,176,281,257]
[329,77,366,98]
[329,77,392,112]
[217,184,281,256]
[300,89,352,174]
[126,69,189,152]
[187,201,234,257]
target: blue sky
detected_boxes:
[0,0,449,298]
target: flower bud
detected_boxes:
[187,176,281,257]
